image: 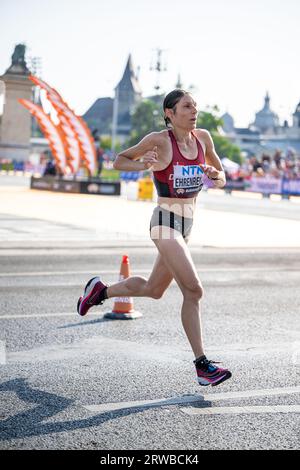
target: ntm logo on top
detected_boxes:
[180,165,204,176]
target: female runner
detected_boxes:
[77,89,232,387]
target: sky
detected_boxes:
[0,0,299,127]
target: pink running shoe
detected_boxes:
[77,277,108,316]
[194,356,232,387]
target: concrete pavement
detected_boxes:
[0,175,299,450]
[0,176,300,247]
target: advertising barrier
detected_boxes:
[30,176,121,196]
[223,179,248,192]
[281,178,300,196]
[247,176,282,195]
[223,176,300,197]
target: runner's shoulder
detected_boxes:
[194,128,211,141]
[147,130,169,144]
[140,131,169,151]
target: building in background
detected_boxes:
[222,92,300,157]
[1,44,300,162]
[83,54,142,143]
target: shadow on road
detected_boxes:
[0,378,212,442]
[57,317,110,329]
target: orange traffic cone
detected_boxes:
[104,255,143,320]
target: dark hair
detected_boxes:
[163,89,190,127]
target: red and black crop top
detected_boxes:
[153,130,206,198]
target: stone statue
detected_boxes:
[4,44,30,75]
[11,44,27,66]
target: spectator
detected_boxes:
[97,146,104,177]
[43,159,56,176]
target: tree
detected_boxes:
[211,134,242,164]
[99,136,121,152]
[197,106,223,132]
[126,100,164,147]
[197,105,242,164]
[128,101,242,164]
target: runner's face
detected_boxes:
[168,95,198,130]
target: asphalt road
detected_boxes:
[0,244,299,450]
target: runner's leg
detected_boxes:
[152,229,205,358]
[106,252,173,299]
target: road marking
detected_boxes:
[1,323,299,371]
[5,335,188,365]
[82,386,300,414]
[0,266,299,277]
[0,312,99,319]
[181,405,300,416]
[0,270,146,277]
[0,340,6,364]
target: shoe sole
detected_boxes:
[211,371,232,387]
[77,296,83,314]
[78,277,101,316]
[197,371,232,387]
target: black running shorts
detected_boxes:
[150,206,193,239]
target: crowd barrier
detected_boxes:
[30,176,121,196]
[1,163,300,198]
[224,176,300,197]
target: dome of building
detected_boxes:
[292,101,300,128]
[221,111,235,133]
[252,92,279,133]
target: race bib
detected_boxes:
[173,164,204,195]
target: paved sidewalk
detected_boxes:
[0,180,300,247]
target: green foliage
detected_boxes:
[100,168,120,181]
[211,133,242,164]
[197,105,242,164]
[100,136,121,152]
[197,106,223,132]
[127,100,164,147]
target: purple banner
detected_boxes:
[248,176,282,195]
[282,178,300,196]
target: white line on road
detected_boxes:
[0,270,146,277]
[0,312,99,319]
[82,386,300,414]
[0,266,299,277]
[0,340,6,365]
[181,405,300,416]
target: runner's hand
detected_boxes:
[199,164,219,180]
[142,146,158,169]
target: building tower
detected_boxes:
[0,44,32,160]
[114,54,142,139]
[175,73,183,89]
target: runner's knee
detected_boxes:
[182,282,203,301]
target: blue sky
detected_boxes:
[0,0,299,126]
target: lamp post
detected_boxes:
[152,109,159,130]
[111,86,119,154]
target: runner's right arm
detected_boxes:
[113,133,159,171]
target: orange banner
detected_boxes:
[19,99,67,174]
[29,76,96,176]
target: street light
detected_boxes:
[152,109,159,130]
[111,86,119,154]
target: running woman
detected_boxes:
[77,89,232,387]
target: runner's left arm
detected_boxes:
[199,130,226,188]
